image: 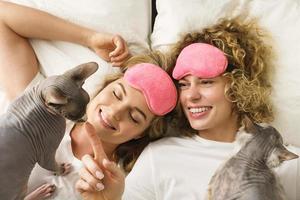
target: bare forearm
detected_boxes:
[0,1,95,46]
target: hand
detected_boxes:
[76,122,125,200]
[88,33,130,66]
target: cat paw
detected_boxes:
[54,163,72,176]
[24,184,56,200]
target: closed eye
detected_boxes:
[130,111,142,124]
[130,114,139,123]
[113,90,121,100]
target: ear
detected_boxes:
[243,115,257,133]
[65,62,99,86]
[278,147,299,162]
[44,87,68,105]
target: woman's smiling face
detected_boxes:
[86,78,155,145]
[178,75,237,136]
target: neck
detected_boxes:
[197,116,239,143]
[100,140,118,161]
[235,150,268,170]
[70,123,118,161]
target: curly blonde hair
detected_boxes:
[90,52,176,172]
[168,17,275,133]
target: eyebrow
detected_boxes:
[117,83,147,121]
[118,83,127,96]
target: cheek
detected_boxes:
[119,124,141,141]
[120,122,150,140]
[85,102,94,119]
[208,87,228,105]
[179,90,188,105]
[86,95,105,118]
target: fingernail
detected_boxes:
[96,183,104,191]
[96,171,104,179]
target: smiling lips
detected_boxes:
[99,110,116,130]
[188,106,212,119]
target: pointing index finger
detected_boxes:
[84,122,108,162]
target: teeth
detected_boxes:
[189,107,210,113]
[101,111,114,129]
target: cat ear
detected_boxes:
[277,147,299,162]
[44,87,68,105]
[65,62,99,86]
[243,115,257,133]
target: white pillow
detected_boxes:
[10,0,152,55]
[248,0,300,147]
[151,0,300,147]
[7,0,152,94]
[151,0,245,51]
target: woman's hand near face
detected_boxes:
[0,2,129,68]
[88,33,130,67]
[76,122,125,200]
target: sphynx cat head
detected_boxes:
[243,118,299,168]
[41,62,98,121]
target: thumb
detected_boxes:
[84,122,108,162]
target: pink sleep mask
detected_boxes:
[172,43,228,80]
[124,63,177,116]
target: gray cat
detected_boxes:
[207,121,299,200]
[0,62,98,200]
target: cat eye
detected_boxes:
[48,102,61,109]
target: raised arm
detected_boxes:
[0,1,129,100]
[0,1,129,64]
[0,1,93,46]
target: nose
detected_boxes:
[185,84,201,102]
[110,102,127,121]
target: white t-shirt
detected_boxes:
[27,121,83,199]
[124,136,300,200]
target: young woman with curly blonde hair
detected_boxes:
[77,18,300,200]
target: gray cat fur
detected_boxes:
[0,62,98,199]
[207,122,299,200]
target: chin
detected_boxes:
[188,117,210,130]
[190,122,208,131]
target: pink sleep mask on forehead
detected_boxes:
[172,43,228,80]
[124,63,177,116]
